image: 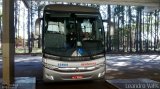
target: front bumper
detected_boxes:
[43,66,105,82]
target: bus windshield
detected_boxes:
[43,12,104,57]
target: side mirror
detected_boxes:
[35,18,42,37]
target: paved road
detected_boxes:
[106,54,160,81]
[0,54,160,89]
[0,55,117,89]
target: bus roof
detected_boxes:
[44,4,99,13]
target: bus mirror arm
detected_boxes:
[35,18,42,38]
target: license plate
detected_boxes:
[72,75,83,79]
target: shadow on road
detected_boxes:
[36,80,118,89]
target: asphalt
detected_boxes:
[106,54,160,81]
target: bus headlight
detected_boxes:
[43,62,58,70]
[96,62,105,68]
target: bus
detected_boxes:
[35,4,106,82]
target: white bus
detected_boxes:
[36,4,106,82]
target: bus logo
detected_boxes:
[58,63,68,67]
[81,62,96,66]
